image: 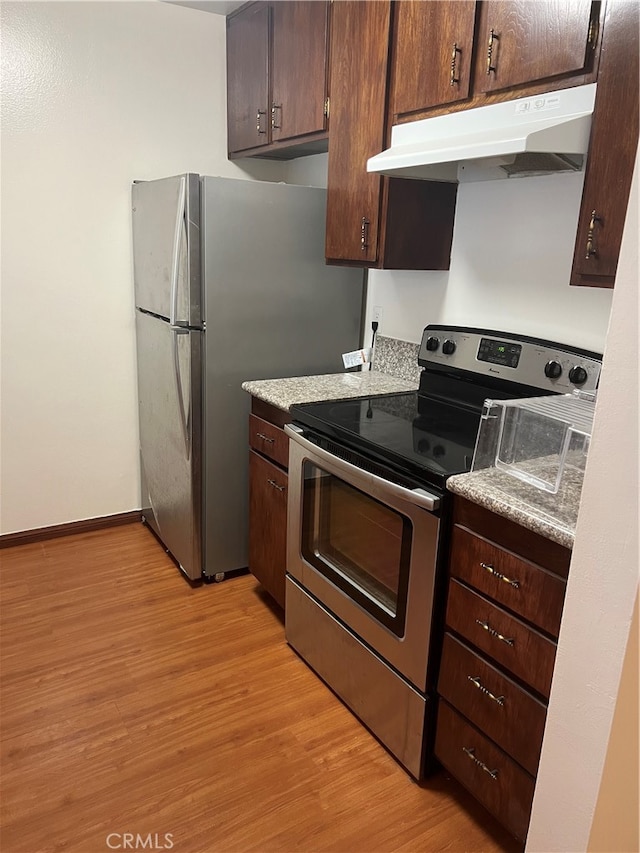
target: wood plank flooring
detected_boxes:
[0,524,521,853]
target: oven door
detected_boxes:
[285,424,441,693]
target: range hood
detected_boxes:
[367,84,597,182]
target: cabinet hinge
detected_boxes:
[587,17,599,49]
[324,97,330,119]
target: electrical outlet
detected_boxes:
[372,305,383,324]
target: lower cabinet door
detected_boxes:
[435,700,535,842]
[249,450,288,608]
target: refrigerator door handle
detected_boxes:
[171,325,191,459]
[170,176,187,327]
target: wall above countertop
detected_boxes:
[365,170,613,354]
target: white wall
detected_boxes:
[366,171,613,351]
[526,151,639,852]
[0,0,293,535]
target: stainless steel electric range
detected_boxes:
[284,325,602,780]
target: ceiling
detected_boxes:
[164,1,244,14]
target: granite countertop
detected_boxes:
[243,353,580,550]
[241,370,417,412]
[447,467,582,549]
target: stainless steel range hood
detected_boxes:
[367,84,597,183]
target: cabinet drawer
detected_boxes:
[438,633,546,775]
[450,525,566,637]
[446,579,557,698]
[249,414,289,469]
[435,700,535,842]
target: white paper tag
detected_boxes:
[342,348,372,369]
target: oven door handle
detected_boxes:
[285,424,440,512]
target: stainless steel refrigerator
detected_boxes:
[132,174,364,581]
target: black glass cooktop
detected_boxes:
[289,391,483,487]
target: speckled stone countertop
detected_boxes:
[447,467,582,549]
[242,370,417,412]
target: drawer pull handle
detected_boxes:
[256,432,275,443]
[361,217,370,251]
[256,109,267,134]
[467,675,505,706]
[267,478,285,493]
[480,562,520,589]
[450,42,461,85]
[585,209,601,259]
[486,28,498,75]
[475,619,514,647]
[462,746,499,780]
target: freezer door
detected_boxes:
[136,311,203,580]
[132,174,202,327]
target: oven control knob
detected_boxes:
[442,339,456,355]
[569,365,588,386]
[426,336,440,352]
[544,360,563,379]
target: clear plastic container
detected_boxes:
[472,390,596,492]
[470,390,596,538]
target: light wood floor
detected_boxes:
[0,524,521,853]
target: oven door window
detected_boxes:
[301,461,412,636]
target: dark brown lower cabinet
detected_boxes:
[435,701,536,843]
[247,398,291,609]
[435,496,571,842]
[248,450,287,609]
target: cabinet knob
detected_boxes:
[450,42,461,86]
[585,209,601,259]
[486,28,498,75]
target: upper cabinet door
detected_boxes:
[227,3,271,154]
[271,1,329,143]
[326,0,392,265]
[571,0,639,287]
[391,1,477,120]
[474,0,596,94]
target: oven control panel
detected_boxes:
[419,326,602,393]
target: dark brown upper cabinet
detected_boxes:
[390,1,603,125]
[390,1,478,121]
[570,0,639,287]
[474,0,598,95]
[325,0,390,265]
[271,1,329,144]
[227,3,270,155]
[325,0,457,268]
[226,1,330,159]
